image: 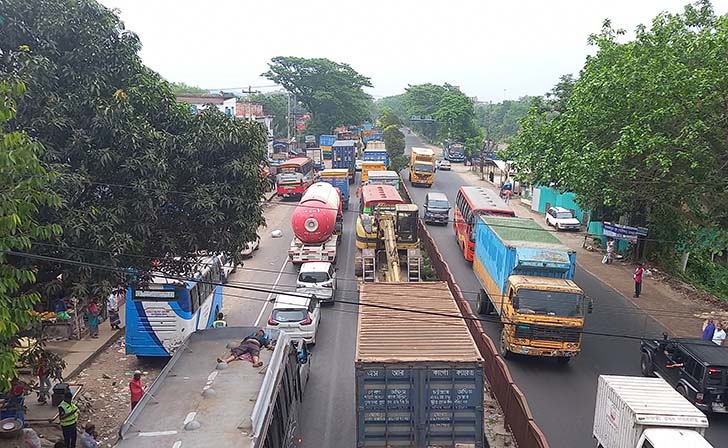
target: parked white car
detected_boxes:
[439,160,452,171]
[297,262,337,298]
[266,293,321,344]
[241,234,260,257]
[546,206,581,231]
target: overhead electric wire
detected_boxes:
[5,250,714,346]
[24,240,701,318]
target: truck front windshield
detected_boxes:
[414,163,434,173]
[514,289,583,318]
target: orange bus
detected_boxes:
[453,186,516,261]
[276,157,315,198]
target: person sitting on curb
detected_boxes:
[217,329,272,367]
[80,423,101,448]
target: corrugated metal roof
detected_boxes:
[482,216,566,247]
[356,282,482,363]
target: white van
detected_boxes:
[297,262,337,300]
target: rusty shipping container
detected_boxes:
[356,282,485,448]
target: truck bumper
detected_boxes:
[508,343,579,358]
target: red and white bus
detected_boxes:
[453,186,516,261]
[276,157,315,198]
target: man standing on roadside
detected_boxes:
[633,263,645,298]
[713,322,726,346]
[702,318,716,341]
[58,390,78,448]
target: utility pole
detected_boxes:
[286,92,292,141]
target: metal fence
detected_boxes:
[418,220,550,448]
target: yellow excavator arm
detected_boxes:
[380,218,401,282]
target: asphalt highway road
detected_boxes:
[404,133,728,447]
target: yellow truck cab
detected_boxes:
[409,147,435,187]
[473,216,591,363]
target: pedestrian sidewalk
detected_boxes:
[24,306,125,424]
[450,161,717,338]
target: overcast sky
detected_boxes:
[98,0,728,102]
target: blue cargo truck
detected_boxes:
[319,169,350,210]
[473,216,590,363]
[362,148,389,168]
[332,140,356,184]
[357,282,485,448]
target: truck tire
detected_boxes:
[556,356,571,365]
[640,352,655,377]
[476,289,492,315]
[499,331,512,359]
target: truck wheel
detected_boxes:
[499,331,511,359]
[476,289,492,315]
[556,356,571,365]
[640,352,655,377]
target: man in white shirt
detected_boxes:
[712,322,726,346]
[107,289,122,330]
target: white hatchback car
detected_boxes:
[267,293,321,344]
[546,206,581,231]
[439,160,452,171]
[297,262,337,298]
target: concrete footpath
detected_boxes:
[425,141,723,338]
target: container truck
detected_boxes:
[593,375,712,448]
[356,282,485,447]
[473,216,590,363]
[409,147,435,187]
[363,146,389,168]
[360,161,386,183]
[319,134,336,159]
[117,327,311,448]
[319,168,350,210]
[288,182,342,264]
[332,140,356,184]
[306,147,324,170]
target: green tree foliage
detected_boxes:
[377,106,401,129]
[508,1,728,292]
[262,57,373,135]
[402,83,455,140]
[0,82,62,388]
[169,81,208,95]
[475,96,537,143]
[433,90,480,143]
[382,125,408,173]
[244,92,289,138]
[1,0,268,301]
[375,94,406,119]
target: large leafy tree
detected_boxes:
[244,92,289,138]
[382,125,408,173]
[169,81,208,95]
[1,0,267,300]
[508,0,728,286]
[262,57,373,135]
[433,90,480,143]
[0,82,62,388]
[475,96,537,143]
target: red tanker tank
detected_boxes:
[291,182,341,244]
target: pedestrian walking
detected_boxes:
[129,370,145,410]
[80,423,100,448]
[633,263,645,298]
[86,299,100,338]
[212,312,227,328]
[107,289,121,330]
[58,390,78,448]
[702,318,716,341]
[606,238,615,264]
[713,322,726,346]
[503,189,512,204]
[36,354,52,404]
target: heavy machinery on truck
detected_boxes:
[288,182,342,264]
[117,327,311,448]
[354,184,420,282]
[409,147,436,187]
[593,375,712,448]
[473,216,591,363]
[357,282,486,448]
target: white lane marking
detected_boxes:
[138,431,178,437]
[183,412,197,425]
[206,371,218,384]
[254,256,289,327]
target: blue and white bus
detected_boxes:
[125,256,225,357]
[444,142,466,162]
